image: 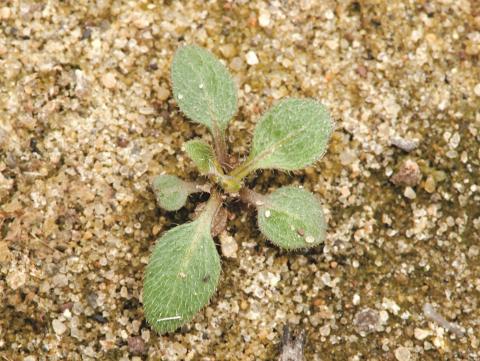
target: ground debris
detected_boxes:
[391,159,422,187]
[278,325,306,361]
[423,303,464,338]
[390,136,419,152]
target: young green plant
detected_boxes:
[143,45,334,334]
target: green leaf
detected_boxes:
[256,186,326,250]
[143,196,221,334]
[171,45,237,133]
[152,174,192,211]
[184,139,216,174]
[248,98,333,171]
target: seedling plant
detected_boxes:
[143,45,334,334]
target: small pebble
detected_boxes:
[474,83,480,97]
[305,235,315,244]
[319,324,331,336]
[325,9,335,20]
[356,65,368,78]
[353,294,360,305]
[424,175,436,193]
[53,274,69,288]
[391,137,419,152]
[101,72,117,89]
[391,159,422,187]
[219,44,236,58]
[6,268,26,290]
[0,7,11,20]
[157,86,170,101]
[394,346,411,361]
[258,11,271,27]
[52,319,67,335]
[404,187,416,199]
[321,272,333,287]
[414,328,432,340]
[246,50,259,65]
[220,232,238,258]
[353,308,381,335]
[128,336,146,355]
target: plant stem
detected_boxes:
[212,125,231,171]
[228,156,256,181]
[202,188,222,223]
[239,188,267,207]
[184,181,211,194]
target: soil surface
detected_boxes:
[1,1,479,360]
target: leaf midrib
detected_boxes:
[176,219,209,276]
[247,122,310,170]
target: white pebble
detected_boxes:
[319,324,331,336]
[414,328,432,340]
[53,274,68,288]
[0,7,11,20]
[220,233,238,258]
[353,294,360,305]
[325,9,335,20]
[101,72,117,89]
[394,346,411,361]
[52,319,67,335]
[449,132,461,149]
[404,187,416,199]
[258,11,271,27]
[474,83,480,97]
[63,309,72,319]
[264,210,271,218]
[246,50,259,65]
[379,310,389,324]
[305,235,315,243]
[382,298,401,315]
[6,268,26,290]
[321,272,333,287]
[178,94,183,100]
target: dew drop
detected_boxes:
[305,235,315,244]
[199,83,204,89]
[178,94,184,100]
[178,272,186,278]
[264,210,271,218]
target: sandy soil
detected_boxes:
[1,1,479,360]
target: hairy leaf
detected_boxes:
[248,98,333,171]
[152,174,192,211]
[171,45,237,133]
[257,186,326,249]
[143,198,221,334]
[184,139,216,174]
